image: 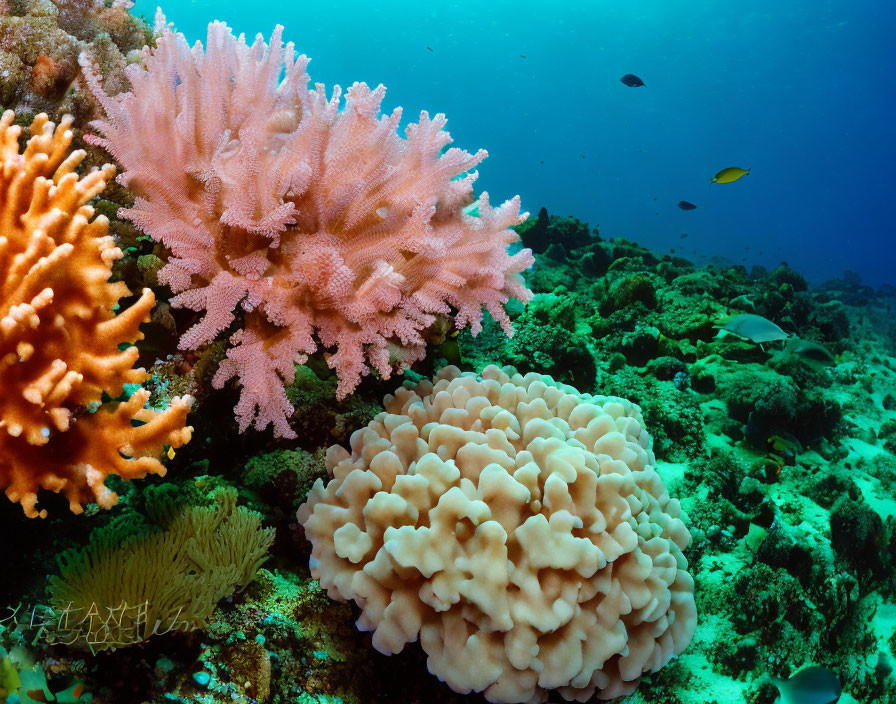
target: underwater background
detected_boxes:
[0,1,895,704]
[133,0,896,287]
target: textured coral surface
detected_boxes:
[0,0,150,122]
[298,365,696,703]
[0,110,192,517]
[81,15,534,438]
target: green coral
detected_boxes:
[241,448,327,519]
[283,365,381,446]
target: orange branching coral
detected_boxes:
[0,110,193,518]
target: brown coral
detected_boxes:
[29,53,63,96]
[298,365,696,703]
[0,110,192,518]
[0,0,150,122]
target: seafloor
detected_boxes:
[3,209,895,704]
[1,3,895,704]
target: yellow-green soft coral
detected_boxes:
[48,487,274,651]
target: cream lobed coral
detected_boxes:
[80,14,534,438]
[297,365,697,703]
[0,110,193,518]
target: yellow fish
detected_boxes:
[712,166,751,184]
[767,434,800,454]
[166,446,176,460]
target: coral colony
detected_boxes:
[0,111,192,519]
[80,13,533,438]
[299,366,696,702]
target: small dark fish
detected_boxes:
[520,54,527,59]
[680,233,689,239]
[539,160,544,164]
[678,200,697,210]
[620,74,646,87]
[581,154,585,158]
[670,248,676,253]
[427,47,433,51]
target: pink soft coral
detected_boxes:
[80,13,533,438]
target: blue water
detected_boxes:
[133,0,896,288]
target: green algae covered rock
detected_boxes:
[600,273,658,314]
[514,206,595,254]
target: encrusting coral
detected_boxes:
[0,110,193,518]
[297,365,696,704]
[79,13,534,438]
[0,0,151,122]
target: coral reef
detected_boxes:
[0,3,893,701]
[515,207,597,258]
[0,0,151,123]
[1,198,893,704]
[298,365,696,703]
[80,14,533,438]
[0,629,89,703]
[453,207,896,704]
[0,110,192,518]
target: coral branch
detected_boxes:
[0,111,193,518]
